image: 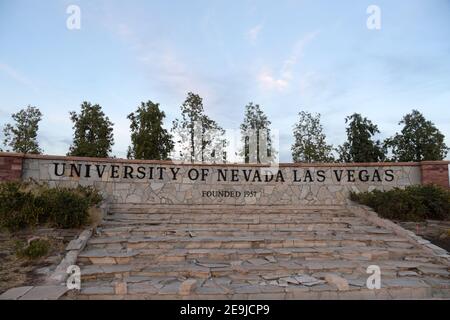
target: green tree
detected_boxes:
[68,102,114,158]
[240,102,276,163]
[127,101,174,160]
[337,113,385,162]
[172,92,226,162]
[291,111,334,162]
[3,106,43,154]
[386,110,448,161]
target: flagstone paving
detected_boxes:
[64,204,450,300]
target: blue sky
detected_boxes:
[1,0,449,161]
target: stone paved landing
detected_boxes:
[64,204,450,300]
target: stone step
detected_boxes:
[77,246,431,265]
[98,224,394,235]
[109,204,346,212]
[97,227,395,238]
[69,203,450,300]
[112,210,353,216]
[79,259,448,282]
[73,273,447,299]
[100,220,360,231]
[104,214,364,223]
[102,218,361,227]
[87,233,410,245]
[110,209,353,215]
[79,261,360,281]
[84,234,414,251]
[107,212,358,220]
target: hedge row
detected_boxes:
[350,184,450,221]
[0,181,103,231]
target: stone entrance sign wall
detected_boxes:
[1,153,449,205]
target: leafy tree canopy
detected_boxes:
[172,92,226,162]
[292,111,334,163]
[240,102,276,163]
[3,105,43,154]
[68,102,114,158]
[386,109,448,161]
[337,113,386,162]
[127,100,174,160]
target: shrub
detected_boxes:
[15,239,50,259]
[409,184,450,220]
[350,184,450,221]
[40,188,91,228]
[0,181,103,231]
[0,182,44,231]
[75,185,103,207]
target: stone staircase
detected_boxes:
[67,204,450,299]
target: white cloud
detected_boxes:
[246,24,263,44]
[257,31,319,92]
[257,68,289,91]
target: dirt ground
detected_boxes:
[0,228,80,294]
